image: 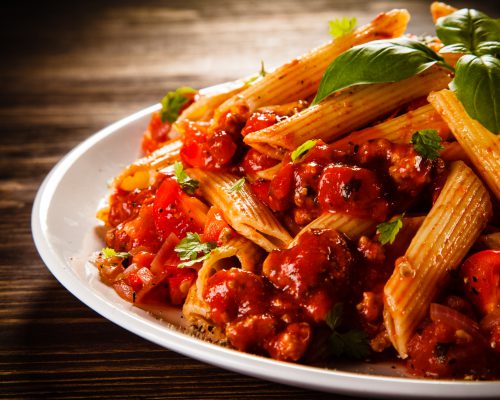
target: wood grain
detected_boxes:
[0,0,497,398]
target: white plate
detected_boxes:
[32,89,500,398]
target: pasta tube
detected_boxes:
[383,161,492,358]
[428,89,500,200]
[212,9,410,129]
[331,104,451,150]
[245,67,451,159]
[290,212,376,246]
[112,138,182,192]
[187,169,292,251]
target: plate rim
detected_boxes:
[31,102,500,398]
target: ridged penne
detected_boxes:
[112,138,182,192]
[176,79,247,125]
[187,168,292,251]
[383,161,492,358]
[331,104,451,150]
[244,67,451,159]
[290,212,377,246]
[428,89,500,200]
[203,235,264,273]
[211,9,410,130]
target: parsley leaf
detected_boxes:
[330,330,371,359]
[325,302,343,331]
[329,17,357,38]
[291,139,318,162]
[410,129,444,160]
[160,87,197,123]
[101,247,130,259]
[377,214,404,245]
[246,60,268,85]
[228,177,246,193]
[325,303,371,359]
[174,232,217,268]
[173,161,199,195]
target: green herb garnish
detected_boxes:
[328,17,357,38]
[376,214,404,245]
[160,87,197,123]
[101,247,130,259]
[312,8,500,134]
[228,177,246,193]
[325,303,371,359]
[174,232,217,268]
[410,129,444,160]
[246,60,268,85]
[291,139,318,162]
[173,161,199,195]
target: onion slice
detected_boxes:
[430,303,489,348]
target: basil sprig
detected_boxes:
[450,55,500,134]
[436,9,500,55]
[312,8,499,134]
[311,38,449,105]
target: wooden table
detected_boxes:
[1,1,497,398]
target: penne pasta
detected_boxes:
[113,138,182,192]
[245,67,451,159]
[331,104,451,151]
[428,89,500,200]
[290,212,376,246]
[187,168,292,251]
[383,161,492,358]
[211,9,410,131]
[176,79,247,125]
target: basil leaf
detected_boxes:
[160,87,197,123]
[228,177,246,193]
[475,41,500,58]
[436,9,500,56]
[450,55,500,134]
[173,161,199,195]
[312,38,445,105]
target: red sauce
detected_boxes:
[203,229,353,360]
[266,139,436,225]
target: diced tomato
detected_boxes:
[132,251,156,269]
[241,149,279,179]
[461,250,500,316]
[141,112,172,155]
[166,267,197,305]
[203,206,234,245]
[317,164,389,221]
[241,111,279,136]
[127,273,143,292]
[180,121,237,169]
[152,177,204,242]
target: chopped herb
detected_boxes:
[377,214,405,245]
[173,161,199,195]
[325,303,371,359]
[291,139,318,163]
[246,60,268,85]
[228,177,246,193]
[328,17,357,38]
[101,247,130,259]
[325,303,343,331]
[410,129,444,160]
[329,330,371,359]
[174,232,217,268]
[160,87,197,123]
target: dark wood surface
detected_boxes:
[1,1,498,399]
